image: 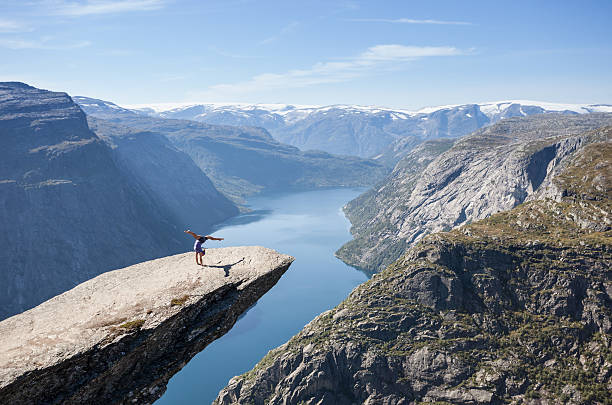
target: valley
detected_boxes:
[3,3,611,404]
[1,81,610,405]
[214,131,612,405]
[0,82,385,320]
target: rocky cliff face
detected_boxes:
[0,82,188,320]
[338,114,612,273]
[86,117,239,230]
[215,140,611,405]
[0,246,293,405]
[75,97,389,204]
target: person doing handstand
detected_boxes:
[184,229,224,266]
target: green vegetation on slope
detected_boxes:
[216,139,611,405]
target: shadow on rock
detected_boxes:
[206,258,245,277]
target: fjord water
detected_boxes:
[156,188,368,404]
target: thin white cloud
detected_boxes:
[196,44,466,98]
[0,19,33,33]
[259,21,300,45]
[349,18,472,26]
[0,37,91,50]
[208,45,259,59]
[361,44,464,60]
[49,0,165,16]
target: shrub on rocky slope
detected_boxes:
[215,139,611,405]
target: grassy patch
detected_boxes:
[118,319,145,331]
[170,295,190,306]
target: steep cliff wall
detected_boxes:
[86,117,239,230]
[215,140,611,404]
[0,82,186,319]
[338,114,612,273]
[0,246,293,405]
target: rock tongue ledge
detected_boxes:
[0,246,294,405]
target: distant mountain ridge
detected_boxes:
[115,99,612,159]
[75,96,389,204]
[125,99,612,118]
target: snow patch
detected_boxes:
[122,99,611,126]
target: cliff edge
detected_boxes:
[0,246,294,405]
[215,140,610,404]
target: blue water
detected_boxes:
[155,188,368,404]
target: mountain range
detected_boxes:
[75,96,388,204]
[0,83,388,319]
[120,100,612,161]
[2,81,610,404]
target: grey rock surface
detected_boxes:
[214,139,611,405]
[0,246,294,405]
[0,82,186,319]
[338,114,612,273]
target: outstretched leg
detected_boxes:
[185,229,203,240]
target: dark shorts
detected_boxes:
[195,248,205,254]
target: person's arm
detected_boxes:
[184,230,202,240]
[206,235,224,241]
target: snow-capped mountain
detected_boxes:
[117,99,612,161]
[74,96,142,119]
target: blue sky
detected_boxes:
[1,0,611,109]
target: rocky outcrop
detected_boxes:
[75,97,389,204]
[338,114,612,273]
[0,82,188,319]
[214,140,611,405]
[0,246,293,405]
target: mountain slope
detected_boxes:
[0,83,184,319]
[75,97,388,204]
[215,137,612,405]
[337,114,612,273]
[126,100,612,160]
[86,117,239,231]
